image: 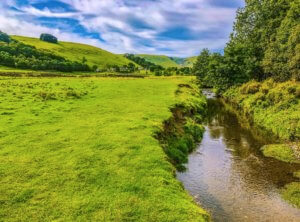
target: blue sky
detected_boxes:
[0,0,244,57]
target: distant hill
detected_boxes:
[13,36,135,69]
[137,54,180,68]
[137,54,197,68]
[183,56,197,67]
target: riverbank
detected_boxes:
[156,84,207,171]
[178,91,300,221]
[0,76,209,221]
[223,79,300,161]
[222,79,300,208]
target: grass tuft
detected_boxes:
[261,144,300,163]
[281,182,300,208]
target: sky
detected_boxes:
[0,0,244,57]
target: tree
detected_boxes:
[0,31,10,43]
[193,49,211,85]
[40,33,58,43]
[263,0,300,81]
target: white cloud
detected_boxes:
[22,6,78,18]
[0,12,104,50]
[0,0,243,57]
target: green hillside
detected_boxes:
[183,56,197,67]
[138,54,180,68]
[12,36,134,69]
[138,54,197,68]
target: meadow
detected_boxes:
[0,76,208,221]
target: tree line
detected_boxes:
[193,0,299,93]
[124,54,164,72]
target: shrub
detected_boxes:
[40,33,58,44]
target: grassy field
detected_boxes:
[0,76,208,221]
[12,36,135,69]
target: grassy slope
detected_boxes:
[261,144,300,163]
[12,36,134,69]
[0,77,208,221]
[137,55,197,68]
[184,56,197,67]
[138,54,181,68]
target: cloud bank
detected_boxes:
[0,0,244,57]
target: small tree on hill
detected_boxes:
[40,33,58,43]
[0,31,10,43]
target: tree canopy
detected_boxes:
[40,33,58,44]
[0,31,10,43]
[193,0,300,92]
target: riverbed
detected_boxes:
[177,90,300,222]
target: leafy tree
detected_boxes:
[40,33,58,44]
[193,0,299,92]
[263,0,300,81]
[0,31,10,43]
[193,49,210,82]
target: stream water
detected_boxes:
[177,90,300,222]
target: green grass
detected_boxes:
[294,171,300,179]
[12,36,135,69]
[261,144,300,163]
[183,56,197,67]
[0,76,208,221]
[281,182,300,208]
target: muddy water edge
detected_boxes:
[177,89,300,222]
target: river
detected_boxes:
[177,90,300,222]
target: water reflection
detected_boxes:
[177,91,300,222]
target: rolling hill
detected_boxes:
[183,56,197,67]
[12,36,135,69]
[137,54,197,68]
[137,54,180,68]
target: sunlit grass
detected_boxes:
[0,76,208,221]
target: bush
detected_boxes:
[40,33,58,44]
[0,31,10,43]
